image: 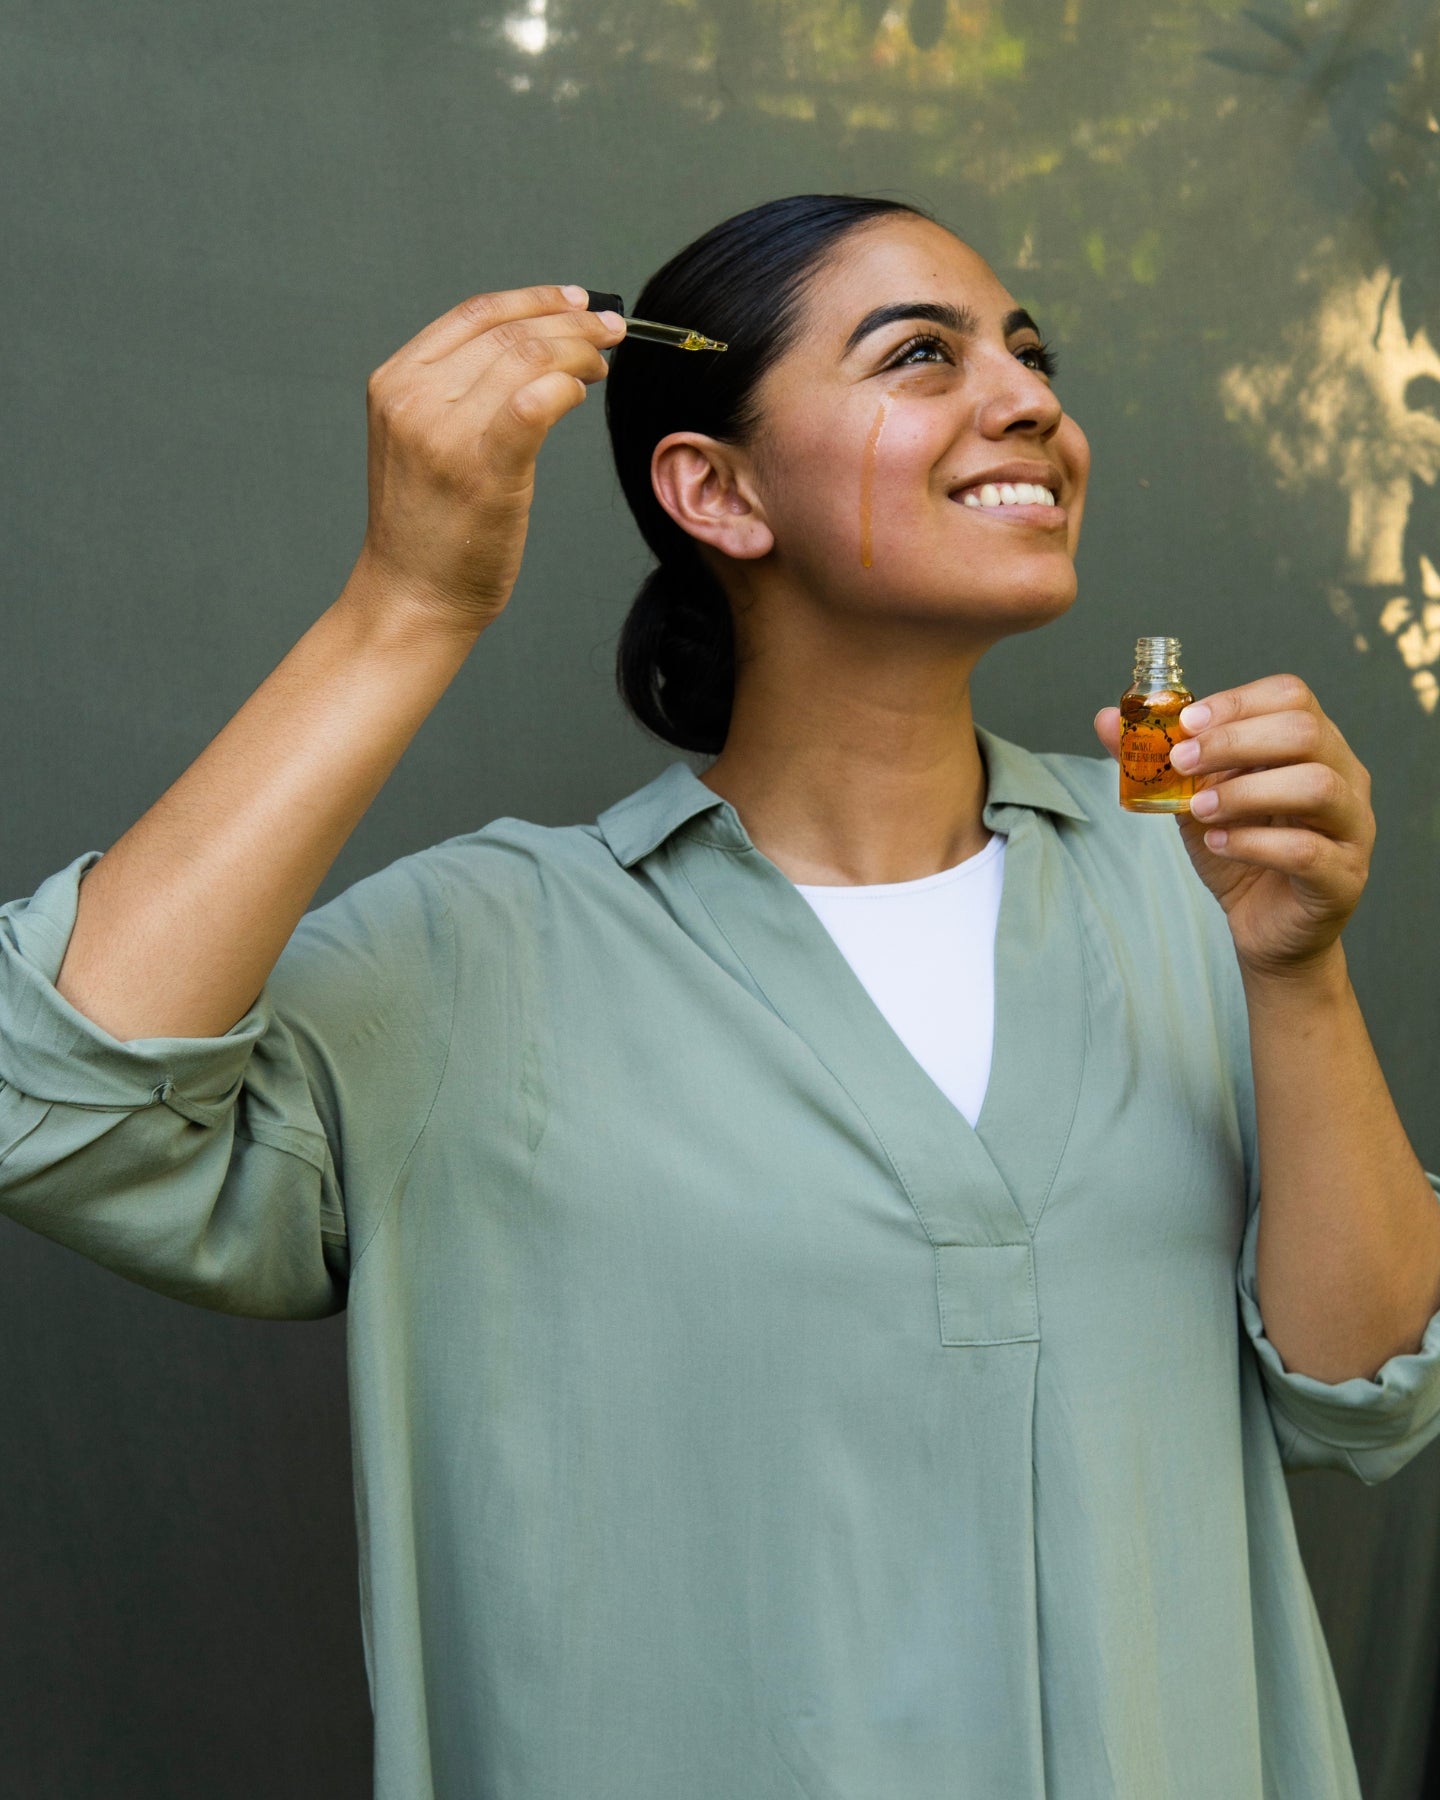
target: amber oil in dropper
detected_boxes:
[1118,636,1196,813]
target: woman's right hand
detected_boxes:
[346,283,626,638]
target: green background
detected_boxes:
[2,1,1437,1792]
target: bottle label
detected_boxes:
[1120,720,1177,785]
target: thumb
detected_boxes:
[1093,705,1122,763]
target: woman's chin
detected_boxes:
[866,592,1075,646]
[936,575,1077,633]
[1022,573,1077,615]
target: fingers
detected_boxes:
[1125,672,1374,876]
[1168,674,1368,791]
[1188,823,1341,876]
[1171,677,1372,854]
[478,367,596,486]
[439,302,624,390]
[355,283,631,625]
[366,286,626,495]
[448,310,621,407]
[437,321,618,485]
[368,284,624,425]
[1092,706,1122,762]
[385,283,591,368]
[1170,704,1330,782]
[1173,671,1319,738]
[1185,761,1369,841]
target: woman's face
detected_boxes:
[695,215,1090,640]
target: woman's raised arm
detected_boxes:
[53,283,625,1043]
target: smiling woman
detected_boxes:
[3,192,1439,1800]
[606,196,1096,892]
[605,194,1086,781]
[590,195,1440,1797]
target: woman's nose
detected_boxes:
[977,358,1064,439]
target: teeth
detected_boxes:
[959,481,1057,509]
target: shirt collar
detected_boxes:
[594,724,1089,871]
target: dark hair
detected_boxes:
[604,192,936,756]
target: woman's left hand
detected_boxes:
[1093,674,1375,980]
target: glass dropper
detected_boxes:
[584,289,728,353]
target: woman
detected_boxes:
[2,193,1438,1800]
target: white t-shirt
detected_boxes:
[792,831,1006,1129]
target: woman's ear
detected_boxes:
[650,433,775,562]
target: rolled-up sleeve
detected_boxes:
[1182,842,1440,1488]
[0,846,454,1321]
[1236,1169,1440,1485]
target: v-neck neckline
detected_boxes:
[596,730,1092,1253]
[676,809,1087,1252]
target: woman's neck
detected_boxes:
[698,636,992,888]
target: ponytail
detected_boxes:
[615,551,734,757]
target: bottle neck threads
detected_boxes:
[1132,635,1183,688]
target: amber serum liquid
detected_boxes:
[1118,636,1196,813]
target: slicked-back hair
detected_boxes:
[604,193,935,755]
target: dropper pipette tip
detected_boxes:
[582,289,728,352]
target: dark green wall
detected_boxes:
[3,2,1437,1793]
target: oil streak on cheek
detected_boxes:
[858,395,891,570]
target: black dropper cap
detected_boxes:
[583,290,625,315]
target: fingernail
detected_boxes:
[561,284,589,305]
[599,310,626,332]
[1204,828,1228,850]
[1179,703,1210,730]
[1170,738,1200,768]
[1190,787,1219,815]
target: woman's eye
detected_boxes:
[887,332,953,367]
[1017,340,1060,378]
[885,333,1059,378]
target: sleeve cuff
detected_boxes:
[0,851,271,1128]
[1237,1170,1440,1483]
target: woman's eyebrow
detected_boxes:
[841,301,1040,358]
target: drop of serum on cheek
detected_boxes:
[858,395,891,570]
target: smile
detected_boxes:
[950,483,1067,528]
[958,481,1055,508]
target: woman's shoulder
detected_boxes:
[1026,743,1198,880]
[979,730,1142,843]
[406,812,625,916]
[1015,741,1188,863]
[1028,745,1118,813]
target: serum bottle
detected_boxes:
[1119,636,1196,813]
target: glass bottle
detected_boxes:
[1118,637,1196,813]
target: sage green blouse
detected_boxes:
[3,726,1439,1800]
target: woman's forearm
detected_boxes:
[50,279,622,1048]
[1245,941,1440,1383]
[53,559,485,1043]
